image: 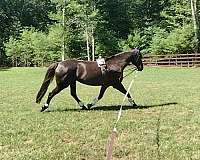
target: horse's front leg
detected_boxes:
[87,85,108,109]
[70,82,87,109]
[113,83,137,107]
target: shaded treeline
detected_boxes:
[0,0,199,66]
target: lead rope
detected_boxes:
[106,71,138,160]
[123,67,137,79]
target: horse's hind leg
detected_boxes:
[41,85,65,112]
[70,81,86,109]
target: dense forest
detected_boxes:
[0,0,199,66]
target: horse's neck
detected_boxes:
[107,53,131,71]
[120,60,130,73]
[118,53,131,67]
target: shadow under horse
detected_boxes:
[36,49,143,112]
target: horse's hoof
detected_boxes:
[128,98,137,107]
[78,102,88,110]
[81,105,88,110]
[36,100,40,104]
[87,103,93,110]
[40,105,48,112]
[132,103,138,108]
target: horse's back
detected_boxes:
[76,61,102,84]
[55,60,101,84]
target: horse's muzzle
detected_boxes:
[137,64,143,71]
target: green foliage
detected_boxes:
[165,25,195,54]
[4,37,21,66]
[0,0,57,66]
[5,28,62,66]
[95,29,119,56]
[47,24,63,59]
[119,31,146,51]
[161,0,191,30]
[147,27,168,54]
[149,25,195,54]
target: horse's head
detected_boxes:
[130,49,143,71]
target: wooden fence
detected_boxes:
[143,53,200,67]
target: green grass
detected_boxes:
[1,67,200,160]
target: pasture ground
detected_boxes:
[0,67,200,160]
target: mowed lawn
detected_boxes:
[0,67,200,160]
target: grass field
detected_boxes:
[1,67,200,160]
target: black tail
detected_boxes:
[36,63,58,103]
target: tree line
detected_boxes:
[0,0,199,67]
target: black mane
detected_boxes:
[105,48,140,62]
[105,51,132,62]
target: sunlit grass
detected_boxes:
[0,67,200,160]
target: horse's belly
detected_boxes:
[77,78,102,86]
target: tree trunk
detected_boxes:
[86,27,90,61]
[62,1,66,61]
[191,0,199,52]
[92,27,95,61]
[12,57,14,67]
[25,58,27,67]
[42,58,44,67]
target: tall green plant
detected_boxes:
[149,25,195,54]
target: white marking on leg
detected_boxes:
[79,102,86,108]
[91,97,98,106]
[44,103,49,107]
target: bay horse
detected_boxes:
[36,49,143,112]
